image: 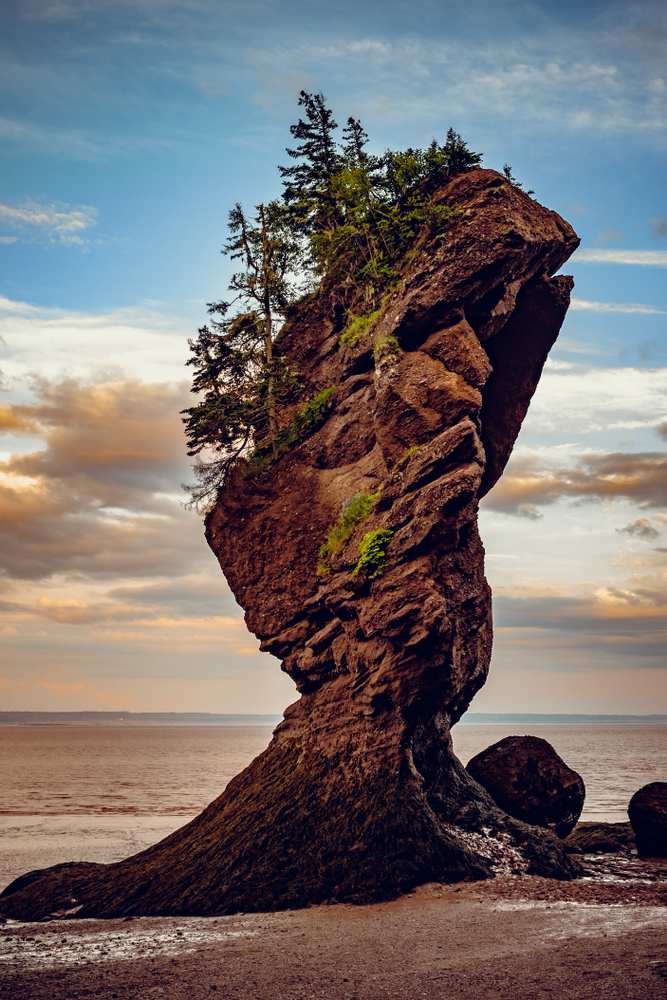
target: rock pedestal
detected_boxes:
[0,170,582,921]
[466,735,586,838]
[628,782,667,857]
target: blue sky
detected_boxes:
[0,0,666,714]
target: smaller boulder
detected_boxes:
[466,735,585,838]
[628,782,667,857]
[565,821,635,853]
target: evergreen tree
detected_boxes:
[181,201,301,509]
[503,163,535,196]
[183,92,486,509]
[442,127,483,175]
[279,91,341,233]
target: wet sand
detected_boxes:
[2,862,667,1000]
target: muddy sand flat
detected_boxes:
[2,866,667,1000]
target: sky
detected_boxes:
[0,0,666,716]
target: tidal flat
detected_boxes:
[2,880,667,999]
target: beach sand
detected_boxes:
[2,860,667,1000]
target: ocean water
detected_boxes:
[1,722,665,892]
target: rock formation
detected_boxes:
[466,735,586,838]
[628,782,667,857]
[0,169,582,921]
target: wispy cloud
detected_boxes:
[569,297,667,315]
[617,517,661,541]
[0,294,191,384]
[521,366,667,436]
[483,451,667,517]
[571,249,667,266]
[595,229,624,247]
[0,114,179,162]
[0,198,98,246]
[650,217,667,239]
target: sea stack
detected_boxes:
[0,169,582,921]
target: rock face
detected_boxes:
[466,736,586,838]
[0,169,582,921]
[628,782,667,857]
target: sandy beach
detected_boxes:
[2,860,666,1000]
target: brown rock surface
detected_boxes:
[466,735,586,837]
[629,782,667,857]
[0,169,581,921]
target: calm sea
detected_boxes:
[1,722,665,891]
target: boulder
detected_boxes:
[466,735,585,838]
[628,782,667,857]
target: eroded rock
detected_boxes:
[629,782,667,857]
[0,169,582,921]
[466,736,586,838]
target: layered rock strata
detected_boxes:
[1,169,581,921]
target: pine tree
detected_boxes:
[442,127,483,175]
[279,91,341,233]
[181,201,301,509]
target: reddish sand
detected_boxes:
[2,858,666,999]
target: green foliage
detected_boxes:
[284,385,337,446]
[352,529,394,580]
[373,335,400,359]
[279,91,342,236]
[318,490,379,575]
[281,95,481,301]
[242,386,337,479]
[394,444,421,470]
[183,93,483,511]
[502,163,535,197]
[340,308,381,349]
[309,159,464,299]
[181,202,303,511]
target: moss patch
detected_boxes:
[242,386,337,478]
[352,528,394,580]
[373,335,400,359]
[565,822,635,851]
[318,491,378,575]
[394,444,421,470]
[340,309,381,349]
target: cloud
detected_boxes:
[0,294,192,384]
[0,404,37,434]
[569,298,667,315]
[0,374,204,580]
[617,517,661,540]
[638,339,659,361]
[0,198,98,246]
[571,249,667,266]
[595,229,624,246]
[494,586,667,635]
[0,115,178,162]
[650,216,667,239]
[484,450,667,516]
[522,366,667,435]
[252,69,313,118]
[3,2,666,175]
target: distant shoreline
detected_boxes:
[0,710,665,727]
[0,711,283,727]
